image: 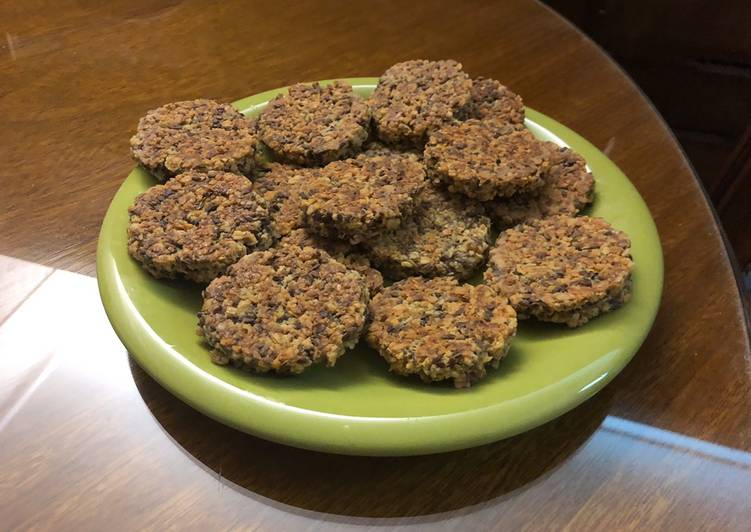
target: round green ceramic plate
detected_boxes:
[97,78,663,456]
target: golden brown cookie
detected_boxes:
[130,99,258,182]
[486,143,595,226]
[258,82,371,166]
[199,245,368,374]
[282,229,384,295]
[301,154,426,244]
[467,77,525,125]
[127,171,275,283]
[424,120,547,201]
[484,215,633,327]
[370,60,472,147]
[252,163,318,237]
[367,277,517,388]
[365,185,491,280]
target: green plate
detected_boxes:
[97,78,663,456]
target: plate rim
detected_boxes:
[97,78,664,456]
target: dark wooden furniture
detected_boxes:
[1,1,750,529]
[544,0,751,271]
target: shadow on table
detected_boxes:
[130,356,611,518]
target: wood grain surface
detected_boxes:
[1,0,750,530]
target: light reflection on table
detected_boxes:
[2,255,750,530]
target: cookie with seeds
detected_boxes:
[486,143,595,226]
[127,171,276,283]
[425,119,547,201]
[130,99,258,182]
[370,59,473,148]
[484,215,633,327]
[301,154,426,244]
[258,81,371,166]
[282,229,384,295]
[365,185,491,280]
[467,77,525,125]
[252,163,317,237]
[366,277,517,388]
[360,140,422,159]
[198,244,369,374]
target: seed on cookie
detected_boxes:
[486,143,595,226]
[258,81,371,166]
[130,99,258,182]
[484,215,633,327]
[198,244,369,374]
[127,171,276,283]
[467,77,525,125]
[366,276,517,388]
[282,228,384,295]
[424,119,547,201]
[365,185,491,280]
[370,59,473,148]
[301,154,426,244]
[359,140,422,160]
[252,163,318,237]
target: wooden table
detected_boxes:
[2,1,750,529]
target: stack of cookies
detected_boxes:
[126,59,633,388]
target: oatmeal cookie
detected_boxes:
[425,120,547,201]
[302,154,426,244]
[127,171,275,282]
[258,81,371,166]
[360,140,422,159]
[366,185,491,280]
[484,215,633,327]
[467,77,525,125]
[486,143,595,226]
[282,229,384,295]
[252,163,317,237]
[370,60,473,147]
[366,277,517,387]
[130,99,258,182]
[198,244,368,374]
